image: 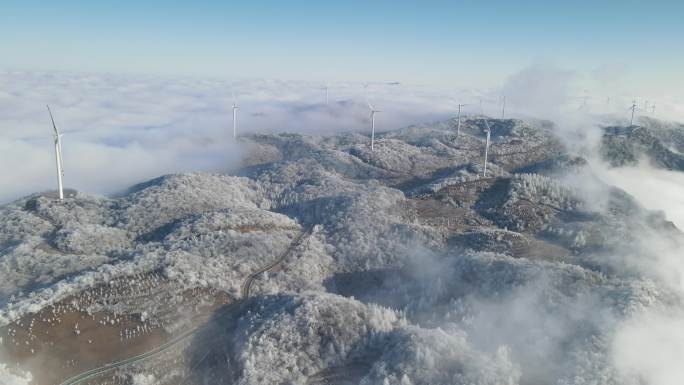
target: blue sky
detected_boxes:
[1,0,683,90]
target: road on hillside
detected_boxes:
[58,225,313,385]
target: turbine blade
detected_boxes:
[483,118,491,131]
[47,105,59,135]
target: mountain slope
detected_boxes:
[0,117,681,385]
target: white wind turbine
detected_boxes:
[368,101,381,151]
[482,118,492,177]
[578,95,589,110]
[232,93,239,139]
[47,105,65,200]
[628,100,638,126]
[456,103,467,139]
[501,96,507,119]
[323,82,329,105]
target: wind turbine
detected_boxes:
[652,103,656,114]
[578,95,589,110]
[232,94,239,139]
[628,100,638,126]
[501,96,506,119]
[47,105,64,200]
[368,101,381,151]
[456,103,467,138]
[323,82,329,105]
[482,118,492,177]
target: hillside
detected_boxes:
[601,117,684,170]
[0,117,681,385]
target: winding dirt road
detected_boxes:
[58,225,313,385]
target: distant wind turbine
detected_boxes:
[323,83,329,105]
[501,96,506,119]
[652,103,656,114]
[232,94,239,139]
[368,101,381,151]
[456,103,467,139]
[578,95,589,110]
[47,105,65,200]
[628,100,638,126]
[482,118,492,177]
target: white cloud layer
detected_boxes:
[0,71,486,203]
[2,68,683,204]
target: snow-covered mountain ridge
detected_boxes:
[0,117,681,385]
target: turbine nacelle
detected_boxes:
[368,102,381,115]
[231,92,239,109]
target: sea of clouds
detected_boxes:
[0,70,473,203]
[2,67,683,204]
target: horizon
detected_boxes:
[3,0,684,206]
[2,1,683,95]
[0,67,682,205]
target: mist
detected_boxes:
[497,66,684,384]
[0,363,32,385]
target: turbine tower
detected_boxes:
[323,82,329,105]
[47,105,64,200]
[368,101,381,151]
[483,118,492,177]
[232,94,239,139]
[628,100,638,126]
[501,96,506,119]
